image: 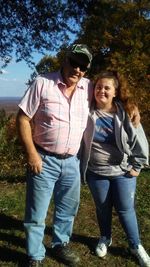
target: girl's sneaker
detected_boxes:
[130,244,150,267]
[95,236,112,258]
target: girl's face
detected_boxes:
[94,78,116,109]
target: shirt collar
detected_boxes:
[55,70,85,90]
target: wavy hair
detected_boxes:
[93,70,137,116]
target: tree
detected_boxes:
[28,55,60,83]
[28,45,69,83]
[76,0,150,138]
[0,0,83,67]
[76,0,150,74]
[1,0,149,138]
[1,0,150,74]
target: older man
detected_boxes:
[17,44,93,267]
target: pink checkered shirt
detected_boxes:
[19,71,93,155]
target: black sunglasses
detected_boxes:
[68,57,89,72]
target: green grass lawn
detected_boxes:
[0,169,150,267]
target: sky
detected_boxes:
[0,53,44,98]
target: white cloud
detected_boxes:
[0,77,21,83]
[0,77,9,81]
[0,69,9,74]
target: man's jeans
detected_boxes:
[24,150,80,260]
[87,170,140,248]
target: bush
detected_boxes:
[0,109,25,180]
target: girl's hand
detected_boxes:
[129,169,140,177]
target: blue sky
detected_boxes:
[0,53,44,97]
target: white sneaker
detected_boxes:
[130,244,150,267]
[95,236,112,258]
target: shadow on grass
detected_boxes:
[0,175,26,183]
[0,246,28,267]
[71,234,98,253]
[71,234,130,260]
[0,213,131,266]
[0,214,27,266]
[0,214,24,231]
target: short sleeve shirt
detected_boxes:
[19,71,93,155]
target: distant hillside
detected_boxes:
[0,97,21,115]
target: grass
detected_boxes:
[0,168,150,267]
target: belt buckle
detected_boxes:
[60,153,72,159]
[61,153,69,159]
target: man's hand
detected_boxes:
[130,105,140,128]
[16,109,43,174]
[27,151,43,174]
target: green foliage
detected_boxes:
[78,1,150,74]
[0,110,25,180]
[1,0,150,73]
[0,109,11,127]
[1,0,150,138]
[0,0,80,67]
[28,45,72,82]
[77,0,150,137]
[28,55,61,82]
[0,110,13,150]
[0,170,150,266]
[36,56,60,73]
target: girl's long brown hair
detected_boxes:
[93,71,137,116]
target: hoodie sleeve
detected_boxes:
[125,120,149,172]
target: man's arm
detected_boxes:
[16,109,42,174]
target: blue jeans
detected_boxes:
[87,170,140,248]
[24,150,80,260]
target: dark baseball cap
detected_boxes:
[68,44,93,64]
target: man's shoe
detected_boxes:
[51,243,80,266]
[27,259,43,267]
[95,236,112,258]
[130,244,150,267]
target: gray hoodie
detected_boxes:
[80,102,149,183]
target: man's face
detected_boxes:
[62,53,90,87]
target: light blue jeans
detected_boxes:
[87,170,141,248]
[24,150,80,260]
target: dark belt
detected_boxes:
[35,144,73,159]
